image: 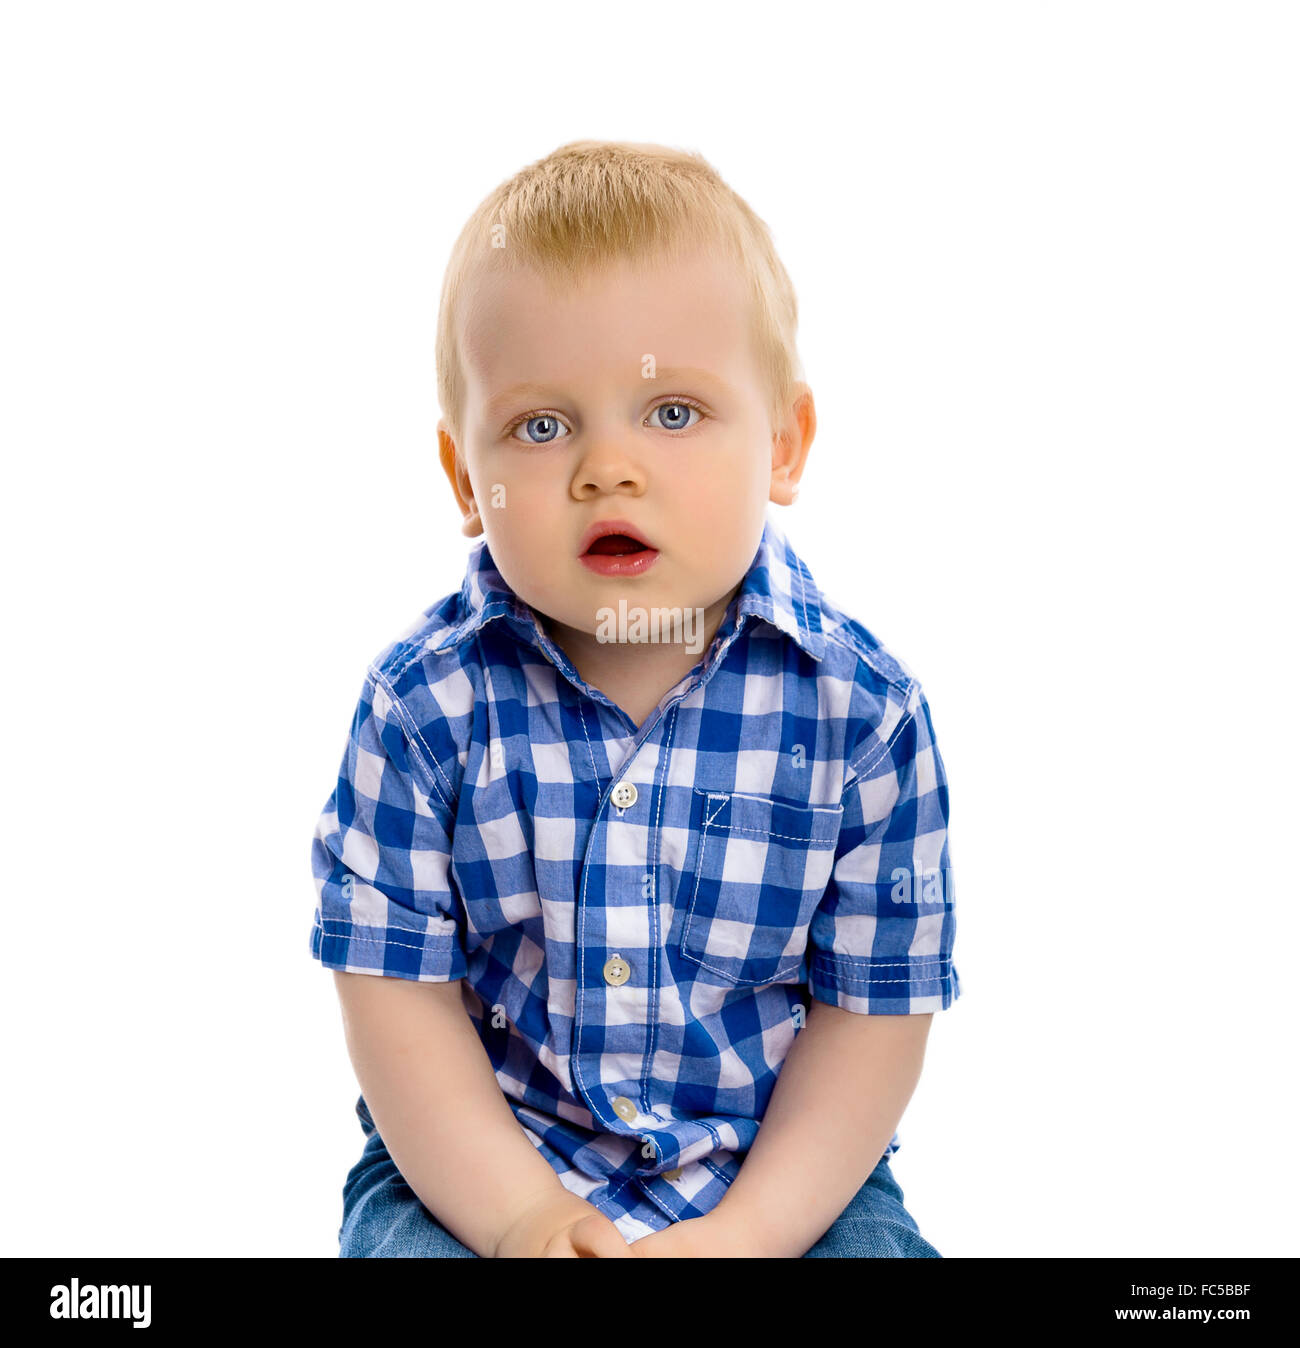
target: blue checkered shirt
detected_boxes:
[310,514,960,1242]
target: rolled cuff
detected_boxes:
[808,952,961,1014]
[310,912,467,982]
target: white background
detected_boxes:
[2,0,1295,1258]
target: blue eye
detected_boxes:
[512,415,569,445]
[653,402,701,431]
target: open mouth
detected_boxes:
[578,520,661,576]
[584,533,652,557]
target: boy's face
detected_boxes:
[438,244,813,653]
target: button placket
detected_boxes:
[574,742,663,1142]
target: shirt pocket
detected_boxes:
[677,788,845,987]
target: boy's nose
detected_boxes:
[571,447,647,498]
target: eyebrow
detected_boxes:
[484,366,734,418]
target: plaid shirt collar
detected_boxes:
[430,513,829,663]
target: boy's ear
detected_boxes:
[769,383,816,506]
[438,419,484,538]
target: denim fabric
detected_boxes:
[338,1098,940,1259]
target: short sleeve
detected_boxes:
[309,669,468,981]
[808,681,961,1013]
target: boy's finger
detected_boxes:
[571,1213,633,1258]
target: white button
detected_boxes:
[611,1096,637,1122]
[611,781,638,809]
[603,954,630,986]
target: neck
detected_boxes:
[539,586,741,726]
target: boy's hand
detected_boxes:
[628,1212,767,1258]
[492,1187,633,1258]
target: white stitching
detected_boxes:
[813,622,915,695]
[367,665,456,814]
[639,705,678,1115]
[679,798,719,954]
[794,550,817,655]
[843,686,922,792]
[314,918,459,953]
[702,794,728,827]
[818,972,952,986]
[812,957,947,967]
[716,824,838,844]
[726,790,841,813]
[577,700,601,786]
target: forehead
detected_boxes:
[458,245,759,399]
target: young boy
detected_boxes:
[310,140,960,1258]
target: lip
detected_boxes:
[577,517,660,578]
[578,517,655,556]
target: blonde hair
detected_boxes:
[435,140,803,446]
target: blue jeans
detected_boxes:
[338,1096,941,1258]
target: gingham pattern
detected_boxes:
[310,514,960,1242]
